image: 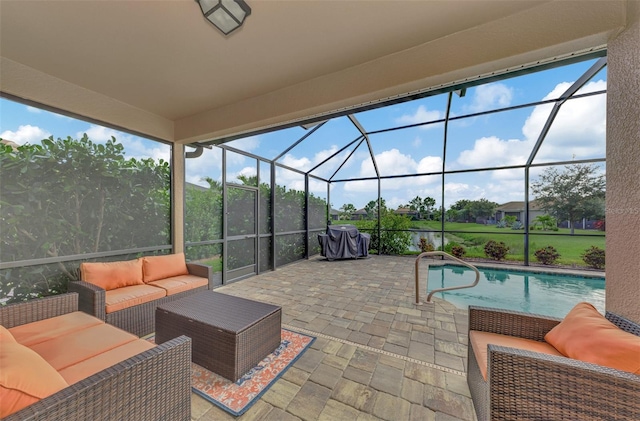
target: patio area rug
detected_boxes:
[148,328,315,416]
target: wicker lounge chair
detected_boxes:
[0,293,192,421]
[467,306,640,421]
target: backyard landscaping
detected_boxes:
[413,221,605,267]
[345,220,605,268]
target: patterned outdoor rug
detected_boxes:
[148,328,315,417]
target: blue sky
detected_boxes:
[1,58,606,211]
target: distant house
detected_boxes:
[329,208,340,221]
[495,200,546,225]
[351,208,368,220]
[394,206,420,219]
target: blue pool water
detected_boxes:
[426,265,605,318]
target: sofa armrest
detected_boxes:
[488,344,640,420]
[5,335,193,421]
[67,281,106,321]
[468,305,561,341]
[0,293,78,329]
[187,262,215,289]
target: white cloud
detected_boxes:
[224,136,260,153]
[412,137,422,148]
[439,182,485,208]
[456,136,529,168]
[343,149,442,194]
[1,125,51,145]
[26,106,42,114]
[395,105,442,129]
[466,83,513,112]
[281,154,311,169]
[77,125,171,162]
[281,145,353,179]
[453,79,606,170]
[185,148,223,187]
[523,79,606,161]
[77,125,118,143]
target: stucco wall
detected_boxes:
[605,1,640,323]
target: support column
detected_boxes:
[172,143,185,253]
[605,0,640,322]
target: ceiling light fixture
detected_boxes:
[196,0,251,36]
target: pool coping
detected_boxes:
[424,259,605,279]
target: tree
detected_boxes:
[531,164,605,235]
[533,215,557,231]
[408,196,436,219]
[363,199,387,219]
[445,208,459,222]
[364,200,377,219]
[339,203,356,220]
[467,198,498,220]
[1,135,170,301]
[450,200,471,221]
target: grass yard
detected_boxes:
[409,221,605,266]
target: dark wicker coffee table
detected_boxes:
[155,291,282,382]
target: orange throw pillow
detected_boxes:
[80,259,144,291]
[142,253,189,283]
[545,302,640,374]
[0,341,69,418]
[0,325,16,343]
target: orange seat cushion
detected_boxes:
[469,330,563,380]
[29,323,138,371]
[105,284,167,314]
[0,341,69,418]
[142,253,189,283]
[0,325,16,343]
[9,311,103,347]
[545,302,640,374]
[59,339,156,385]
[81,259,144,290]
[148,274,208,296]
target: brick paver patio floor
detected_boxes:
[191,255,477,421]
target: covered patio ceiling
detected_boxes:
[0,0,628,145]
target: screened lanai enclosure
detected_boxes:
[0,53,607,301]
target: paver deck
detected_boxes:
[191,255,477,421]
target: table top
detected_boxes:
[156,291,281,334]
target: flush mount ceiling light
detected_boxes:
[196,0,251,36]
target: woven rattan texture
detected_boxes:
[0,293,78,328]
[467,306,640,421]
[1,293,192,421]
[156,291,282,381]
[156,291,281,333]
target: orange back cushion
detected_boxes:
[80,259,144,290]
[142,253,189,283]
[0,341,69,418]
[545,302,640,374]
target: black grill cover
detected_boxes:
[318,225,370,259]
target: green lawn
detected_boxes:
[198,256,223,272]
[409,221,605,266]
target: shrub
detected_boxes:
[534,246,560,265]
[451,245,466,259]
[484,240,509,260]
[496,219,507,228]
[417,237,434,253]
[511,221,524,230]
[582,246,605,269]
[503,215,517,227]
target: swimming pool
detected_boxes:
[426,264,605,318]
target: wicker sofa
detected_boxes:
[0,293,192,420]
[467,304,640,421]
[68,253,214,337]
